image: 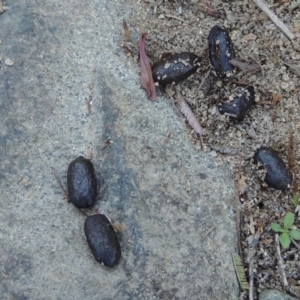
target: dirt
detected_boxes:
[0,0,6,14]
[124,0,300,299]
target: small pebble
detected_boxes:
[247,127,256,138]
[216,80,223,88]
[281,81,290,90]
[189,38,196,47]
[5,58,14,66]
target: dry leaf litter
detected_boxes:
[122,0,300,299]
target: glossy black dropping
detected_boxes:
[218,86,255,121]
[208,25,235,77]
[84,214,121,267]
[254,147,293,191]
[67,156,97,208]
[152,52,201,84]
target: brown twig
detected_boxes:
[228,79,251,86]
[100,138,113,150]
[197,3,225,19]
[291,238,300,250]
[235,181,243,262]
[229,58,261,73]
[249,55,265,77]
[123,19,130,42]
[210,144,239,155]
[249,256,254,300]
[52,167,68,200]
[287,131,299,194]
[165,14,187,24]
[196,69,211,105]
[281,59,300,76]
[247,233,260,300]
[252,0,295,40]
[275,233,289,288]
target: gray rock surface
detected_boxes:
[0,0,239,299]
[259,289,299,300]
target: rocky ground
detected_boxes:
[1,0,300,299]
[127,0,300,299]
[0,0,239,299]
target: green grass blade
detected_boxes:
[292,193,299,207]
[232,253,249,291]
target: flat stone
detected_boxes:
[0,0,239,299]
[259,289,298,300]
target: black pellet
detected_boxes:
[208,25,235,77]
[84,214,121,267]
[218,86,255,121]
[152,52,201,84]
[254,147,293,191]
[67,156,97,208]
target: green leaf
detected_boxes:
[280,233,291,249]
[289,230,300,240]
[271,223,283,232]
[292,193,300,207]
[284,212,294,229]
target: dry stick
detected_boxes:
[249,257,254,300]
[229,58,261,73]
[197,70,210,93]
[249,55,265,78]
[235,181,244,263]
[252,0,295,40]
[198,3,225,19]
[210,144,239,155]
[275,233,289,289]
[281,60,300,76]
[196,70,211,110]
[291,238,300,250]
[165,14,187,23]
[52,167,68,199]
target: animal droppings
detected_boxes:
[84,214,121,267]
[67,156,97,208]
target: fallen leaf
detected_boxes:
[123,20,130,42]
[139,33,156,101]
[272,93,283,106]
[238,174,247,194]
[247,215,256,235]
[175,88,204,135]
